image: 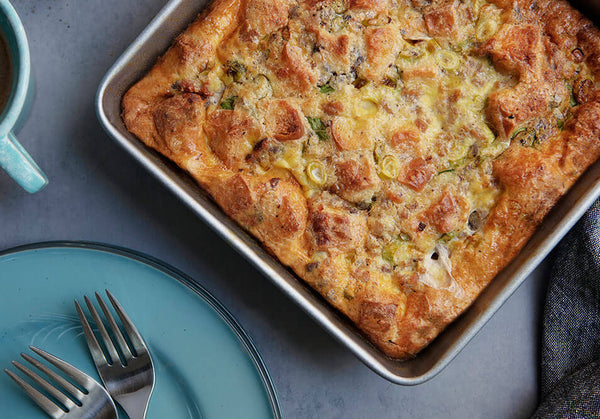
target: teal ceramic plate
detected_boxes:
[0,242,281,418]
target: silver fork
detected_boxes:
[4,346,117,419]
[75,290,155,419]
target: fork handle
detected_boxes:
[116,394,150,419]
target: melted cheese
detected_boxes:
[123,0,600,358]
[197,0,517,292]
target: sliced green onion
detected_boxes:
[306,117,329,141]
[220,95,237,110]
[439,231,456,242]
[398,47,424,60]
[254,74,272,99]
[382,239,412,266]
[380,155,400,179]
[566,84,578,107]
[319,83,335,94]
[306,161,327,185]
[511,127,538,147]
[510,127,527,140]
[437,168,455,175]
[434,50,460,71]
[225,60,247,83]
[438,156,468,174]
[476,18,499,42]
[425,39,441,53]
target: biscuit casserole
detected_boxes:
[123,0,600,358]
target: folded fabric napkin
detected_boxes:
[532,200,600,417]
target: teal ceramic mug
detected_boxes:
[0,0,47,193]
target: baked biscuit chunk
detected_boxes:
[123,0,600,358]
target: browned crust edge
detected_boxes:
[122,0,600,359]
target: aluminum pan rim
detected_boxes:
[95,0,600,385]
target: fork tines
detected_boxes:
[75,290,154,419]
[75,290,146,366]
[4,346,116,419]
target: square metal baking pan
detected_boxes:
[96,0,600,384]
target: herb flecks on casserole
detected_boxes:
[123,0,600,359]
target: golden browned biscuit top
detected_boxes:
[123,0,600,358]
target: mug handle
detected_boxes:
[0,131,48,193]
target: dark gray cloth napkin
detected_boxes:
[532,200,600,418]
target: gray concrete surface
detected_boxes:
[1,1,550,417]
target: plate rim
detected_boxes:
[0,240,282,419]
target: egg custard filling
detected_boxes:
[123,0,600,358]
